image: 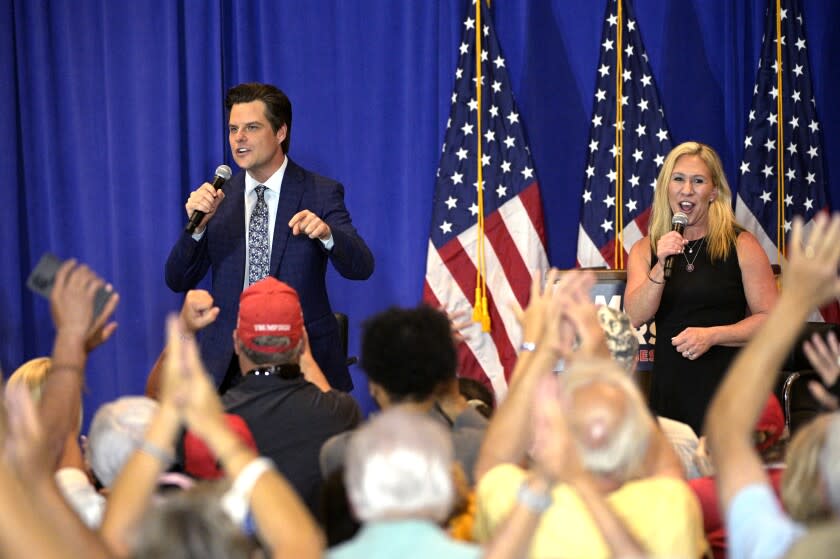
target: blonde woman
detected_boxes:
[625,142,777,434]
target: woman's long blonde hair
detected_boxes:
[648,142,740,262]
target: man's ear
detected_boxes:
[275,123,287,147]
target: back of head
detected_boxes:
[133,483,255,559]
[783,414,833,524]
[596,306,639,374]
[225,82,292,153]
[818,413,840,515]
[360,305,456,402]
[87,396,158,487]
[235,277,304,366]
[563,359,654,484]
[344,408,454,523]
[6,356,52,403]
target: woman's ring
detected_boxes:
[804,245,816,259]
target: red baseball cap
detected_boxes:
[184,414,258,480]
[236,277,303,354]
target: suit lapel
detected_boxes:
[226,174,248,288]
[271,158,305,276]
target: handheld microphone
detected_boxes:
[185,165,233,234]
[663,212,688,280]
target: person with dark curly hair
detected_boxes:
[319,305,488,485]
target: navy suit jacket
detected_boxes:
[165,159,373,391]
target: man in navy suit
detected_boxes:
[166,82,373,391]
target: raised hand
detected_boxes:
[785,214,840,308]
[513,268,562,350]
[803,331,840,410]
[50,260,113,339]
[550,271,602,359]
[180,289,220,334]
[161,315,224,432]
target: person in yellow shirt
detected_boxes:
[472,270,708,558]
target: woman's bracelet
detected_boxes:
[517,479,553,514]
[647,271,664,285]
[231,457,275,497]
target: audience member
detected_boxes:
[688,394,787,559]
[0,377,112,559]
[6,356,52,402]
[780,414,833,526]
[706,213,840,559]
[330,403,575,559]
[319,305,488,485]
[220,277,360,515]
[473,269,704,558]
[104,314,324,558]
[0,259,119,558]
[86,396,159,488]
[5,355,105,526]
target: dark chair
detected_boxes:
[774,322,839,434]
[334,312,357,366]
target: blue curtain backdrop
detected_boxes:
[2,0,839,425]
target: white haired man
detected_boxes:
[331,403,621,559]
[473,270,705,558]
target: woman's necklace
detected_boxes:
[683,237,705,272]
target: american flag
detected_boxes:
[576,0,674,269]
[734,0,836,322]
[423,0,548,400]
[735,1,828,265]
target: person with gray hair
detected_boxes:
[561,363,653,485]
[52,396,162,529]
[705,213,840,559]
[86,396,159,488]
[331,405,592,559]
[333,408,464,558]
[474,269,705,559]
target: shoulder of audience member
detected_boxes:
[452,405,489,430]
[319,430,353,480]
